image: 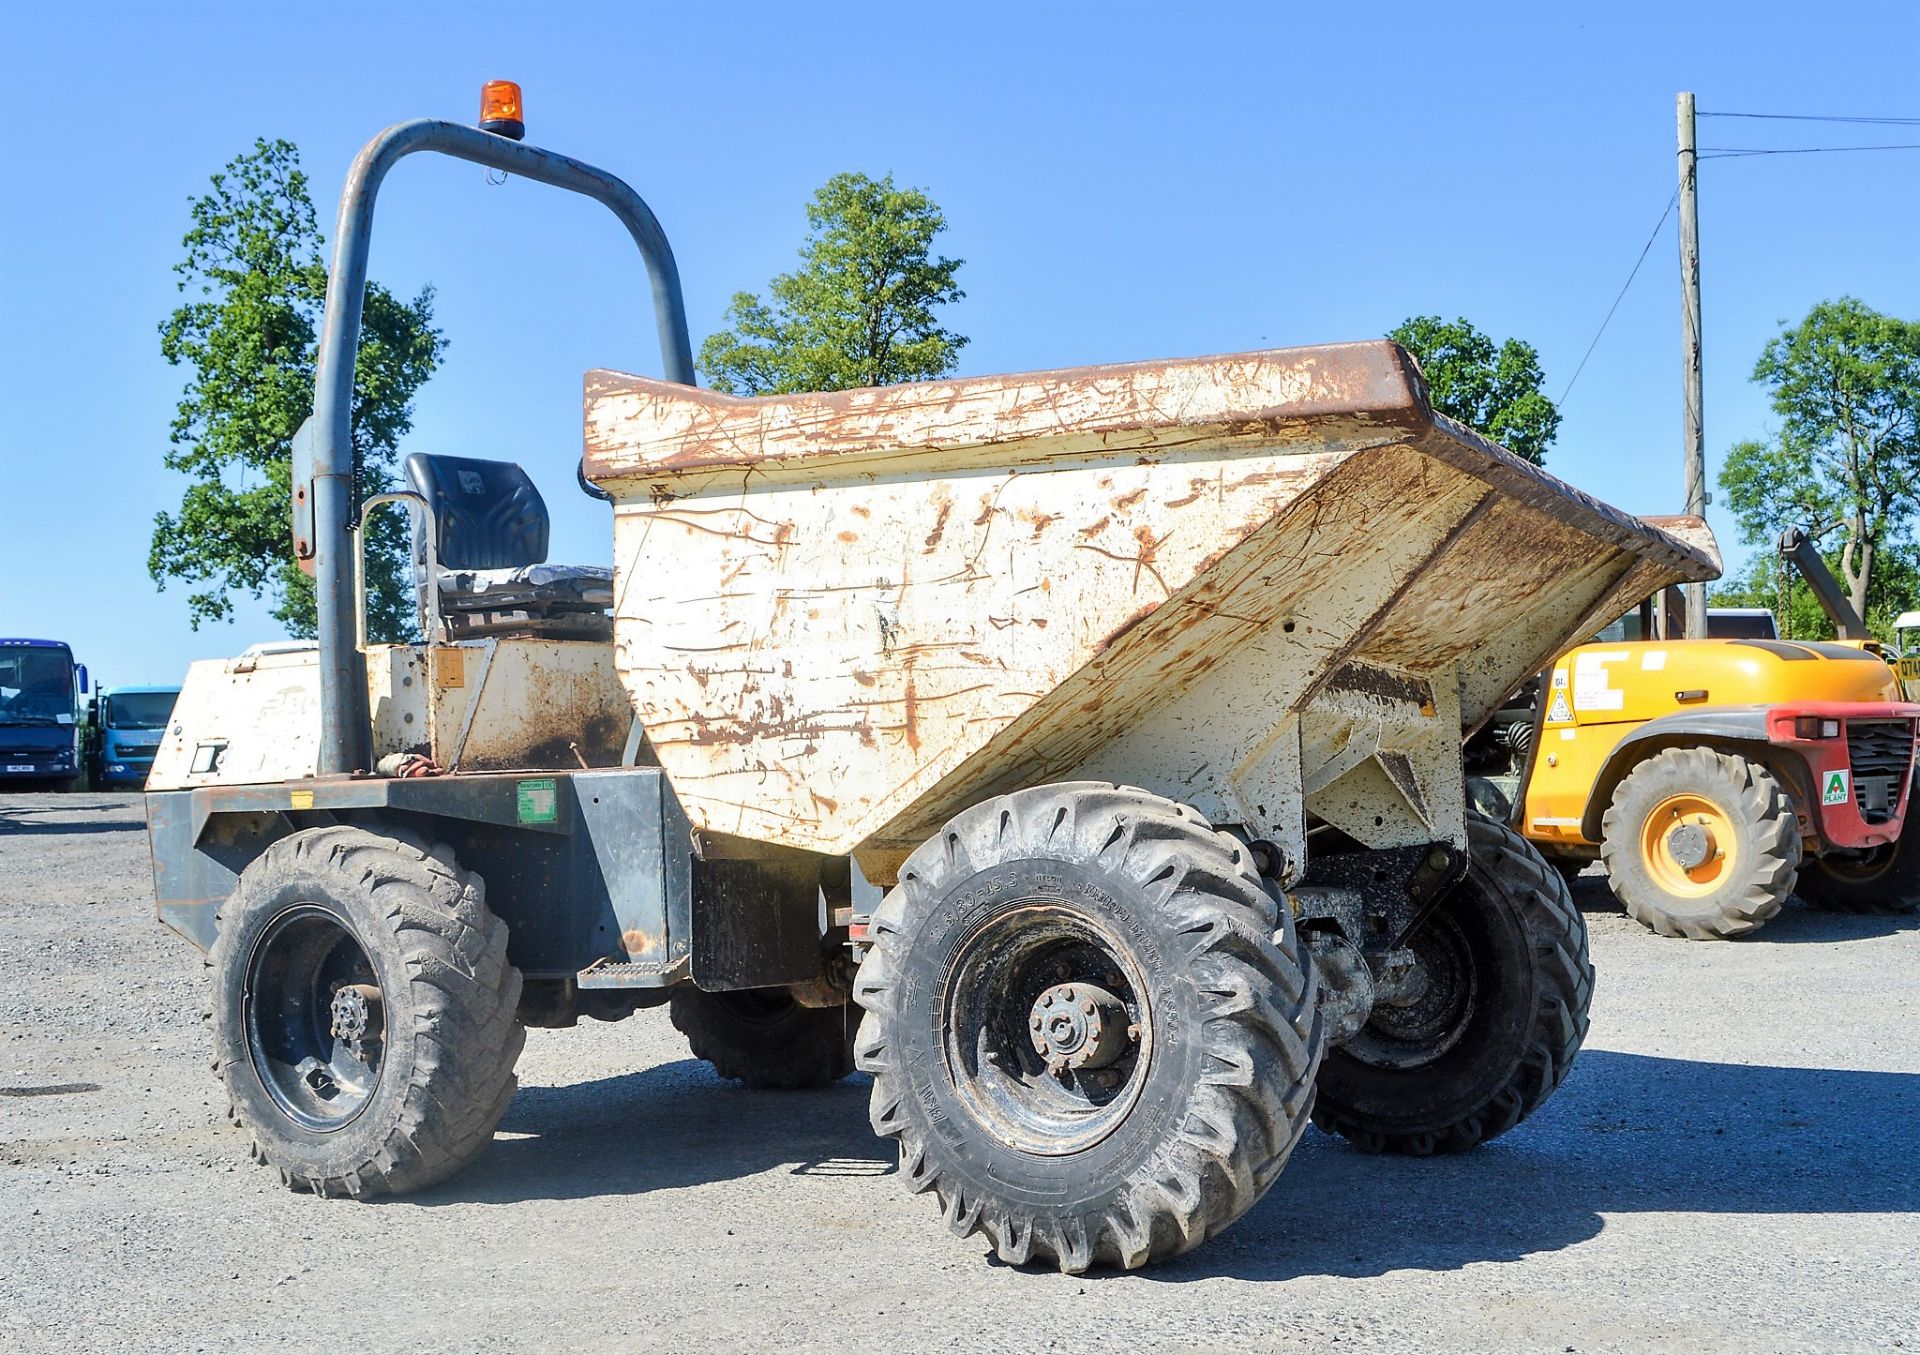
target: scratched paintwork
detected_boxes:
[583,341,1720,873]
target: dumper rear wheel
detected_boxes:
[1312,813,1592,1155]
[1600,747,1799,939]
[210,826,524,1197]
[854,782,1323,1273]
[669,986,857,1089]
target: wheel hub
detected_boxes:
[1665,822,1712,872]
[1640,792,1737,896]
[1028,982,1132,1074]
[329,983,383,1063]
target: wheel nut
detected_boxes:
[1127,1024,1141,1042]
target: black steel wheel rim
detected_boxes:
[940,900,1152,1157]
[243,905,386,1132]
[1345,908,1478,1071]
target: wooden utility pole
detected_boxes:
[1678,91,1707,639]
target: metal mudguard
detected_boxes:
[146,769,825,989]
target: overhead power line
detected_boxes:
[1700,110,1920,125]
[1700,143,1920,159]
[1557,191,1678,407]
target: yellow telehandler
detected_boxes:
[1469,530,1920,938]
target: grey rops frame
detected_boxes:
[291,117,697,777]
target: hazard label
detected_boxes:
[1822,769,1851,806]
[1546,692,1573,724]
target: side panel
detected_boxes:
[153,640,628,790]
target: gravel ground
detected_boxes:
[3,791,1917,1353]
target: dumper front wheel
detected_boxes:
[669,986,857,1089]
[1312,813,1592,1155]
[854,783,1323,1274]
[210,826,524,1197]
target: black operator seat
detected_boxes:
[403,453,614,641]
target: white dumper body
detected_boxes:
[582,340,1717,881]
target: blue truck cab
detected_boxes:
[0,638,88,788]
[94,685,181,787]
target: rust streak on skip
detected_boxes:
[925,498,953,550]
[903,663,922,752]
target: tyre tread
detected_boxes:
[1312,813,1593,1155]
[1600,746,1799,939]
[855,781,1323,1273]
[211,825,523,1199]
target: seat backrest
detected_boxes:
[404,454,550,570]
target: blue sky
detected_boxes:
[3,1,1917,685]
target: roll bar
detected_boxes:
[294,117,696,775]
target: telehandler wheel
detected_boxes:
[1797,826,1920,915]
[1599,747,1800,939]
[210,826,524,1198]
[668,987,857,1089]
[854,782,1323,1274]
[1311,813,1592,1156]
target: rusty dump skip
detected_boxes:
[583,340,1719,875]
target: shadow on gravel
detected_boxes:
[1565,874,1920,943]
[0,817,145,836]
[1146,1048,1920,1283]
[393,1044,1918,1290]
[399,1058,886,1207]
[0,798,144,836]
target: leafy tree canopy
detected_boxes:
[700,172,966,395]
[150,138,444,639]
[1718,296,1920,627]
[1389,315,1561,465]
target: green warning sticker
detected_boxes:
[1822,769,1850,806]
[517,777,559,824]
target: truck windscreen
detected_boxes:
[106,693,177,730]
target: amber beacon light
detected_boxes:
[479,80,525,140]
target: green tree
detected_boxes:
[700,172,966,394]
[150,138,444,639]
[1388,315,1561,465]
[1718,297,1920,627]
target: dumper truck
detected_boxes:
[144,87,1719,1273]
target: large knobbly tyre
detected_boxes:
[853,782,1323,1274]
[1313,813,1592,1155]
[1599,746,1800,939]
[1797,822,1920,915]
[210,825,524,1197]
[669,986,857,1089]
